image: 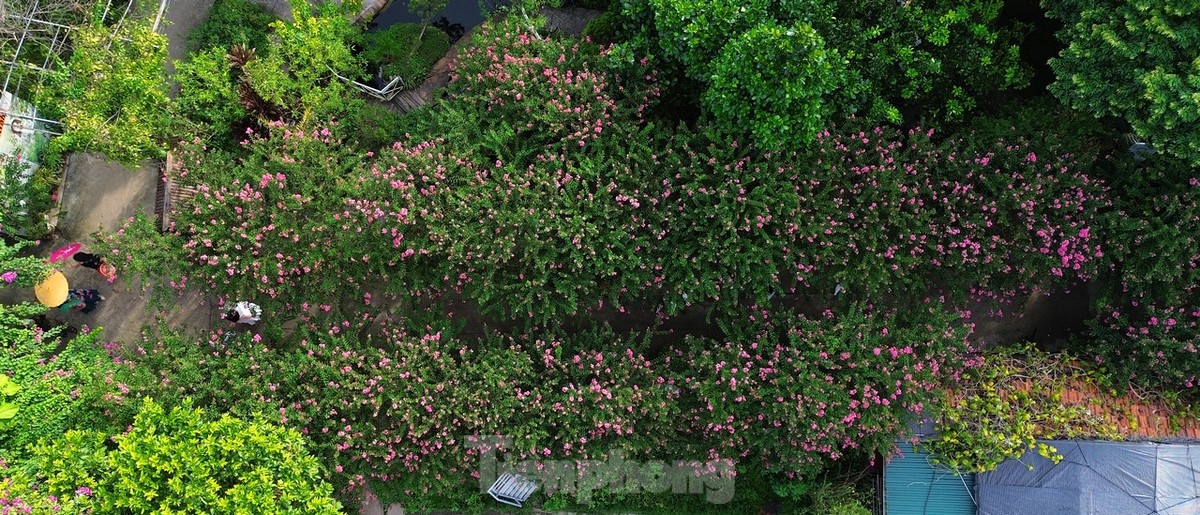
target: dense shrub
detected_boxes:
[106,321,678,510]
[340,102,417,152]
[617,0,1028,146]
[0,319,115,462]
[0,470,55,513]
[36,14,170,166]
[0,238,55,289]
[0,150,58,238]
[446,19,660,162]
[645,134,806,314]
[242,0,364,124]
[105,301,969,509]
[1084,304,1200,398]
[1093,156,1200,310]
[349,126,808,321]
[360,23,451,87]
[351,139,656,322]
[1046,0,1200,167]
[791,123,1109,302]
[12,399,343,514]
[1075,156,1200,398]
[167,123,366,311]
[668,303,970,479]
[188,0,278,53]
[174,46,248,142]
[581,9,617,45]
[103,114,1113,328]
[703,21,842,151]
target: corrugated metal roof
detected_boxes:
[884,442,976,515]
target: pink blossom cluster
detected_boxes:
[664,304,968,478]
[798,125,1111,299]
[234,321,679,504]
[1090,302,1200,394]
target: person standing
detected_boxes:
[72,252,117,283]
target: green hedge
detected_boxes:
[188,0,277,53]
[360,23,451,88]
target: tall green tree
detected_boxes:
[811,0,1028,124]
[618,0,1028,147]
[36,11,170,166]
[1045,0,1200,166]
[408,0,449,41]
[243,0,364,125]
[703,21,842,150]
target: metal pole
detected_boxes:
[152,0,169,32]
[118,0,133,24]
[0,13,73,30]
[100,0,113,25]
[5,112,64,126]
[2,0,40,95]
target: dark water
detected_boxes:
[370,0,504,29]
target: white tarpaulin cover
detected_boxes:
[978,440,1200,515]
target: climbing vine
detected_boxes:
[923,345,1119,473]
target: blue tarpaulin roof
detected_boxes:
[885,442,977,515]
[977,440,1200,515]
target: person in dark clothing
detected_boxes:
[61,288,105,314]
[72,252,103,269]
[72,252,117,283]
[72,249,117,280]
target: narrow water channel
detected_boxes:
[369,0,505,29]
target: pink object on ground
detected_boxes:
[48,243,82,263]
[98,261,118,283]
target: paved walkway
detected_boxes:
[0,152,217,344]
[1,0,220,341]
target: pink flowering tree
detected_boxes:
[646,135,806,314]
[104,317,680,510]
[273,325,679,509]
[1078,156,1200,396]
[667,302,970,480]
[948,131,1109,290]
[1094,157,1200,310]
[445,18,660,164]
[1086,305,1200,397]
[348,136,666,323]
[790,123,1110,305]
[109,122,377,313]
[341,19,670,323]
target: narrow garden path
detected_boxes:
[0,152,216,344]
[0,0,223,344]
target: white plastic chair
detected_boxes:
[487,473,539,508]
